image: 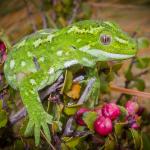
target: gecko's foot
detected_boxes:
[24,110,53,146]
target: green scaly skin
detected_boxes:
[4,20,137,146]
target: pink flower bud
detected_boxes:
[75,107,90,126]
[131,123,139,130]
[94,116,113,136]
[102,103,120,120]
[125,101,139,115]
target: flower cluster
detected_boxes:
[75,100,141,136]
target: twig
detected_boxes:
[116,57,135,103]
[63,116,74,136]
[134,69,150,78]
[23,0,37,32]
[88,2,145,9]
[78,78,96,104]
[68,0,81,25]
[110,84,150,98]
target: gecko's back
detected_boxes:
[4,29,58,89]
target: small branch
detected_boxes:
[134,69,150,78]
[110,84,150,99]
[78,78,96,104]
[63,117,74,136]
[68,0,81,25]
[23,0,37,32]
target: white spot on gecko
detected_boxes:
[115,37,128,44]
[30,79,36,85]
[16,39,26,48]
[64,60,78,68]
[21,61,26,67]
[79,45,90,51]
[39,57,45,62]
[33,38,43,47]
[77,39,81,43]
[56,50,63,56]
[82,57,94,66]
[27,51,33,57]
[10,60,15,69]
[47,34,55,42]
[48,67,54,74]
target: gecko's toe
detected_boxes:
[34,123,40,146]
[42,122,51,141]
[24,120,34,136]
[46,114,53,124]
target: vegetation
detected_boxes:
[0,0,150,149]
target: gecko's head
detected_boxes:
[69,20,137,61]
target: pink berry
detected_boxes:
[102,103,120,120]
[125,101,139,115]
[131,123,139,130]
[0,41,6,53]
[94,116,113,136]
[0,41,7,62]
[75,108,89,126]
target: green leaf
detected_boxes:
[0,110,7,128]
[129,129,141,150]
[142,133,150,150]
[118,106,128,121]
[132,78,145,91]
[61,70,73,94]
[104,137,116,150]
[137,37,150,49]
[111,63,122,73]
[135,57,150,69]
[82,111,97,131]
[64,104,82,115]
[62,137,81,148]
[125,69,133,81]
[114,122,126,137]
[0,101,3,110]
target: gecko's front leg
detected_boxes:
[18,70,62,146]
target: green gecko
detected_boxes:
[4,20,137,146]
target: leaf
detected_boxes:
[142,133,150,150]
[111,63,122,73]
[82,111,97,131]
[62,137,81,148]
[67,83,81,99]
[0,101,3,110]
[64,104,82,115]
[118,106,128,121]
[0,109,7,128]
[114,122,126,137]
[137,37,150,49]
[125,69,133,81]
[129,129,141,150]
[135,57,150,69]
[132,78,145,91]
[61,70,73,94]
[104,137,116,150]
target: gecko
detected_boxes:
[4,20,137,146]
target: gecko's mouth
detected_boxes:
[80,49,134,60]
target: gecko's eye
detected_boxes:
[100,34,111,45]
